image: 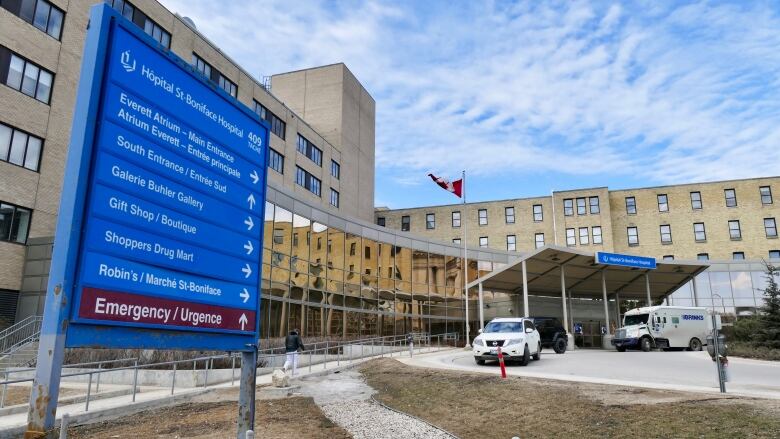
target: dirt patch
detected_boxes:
[361,358,780,439]
[61,392,350,439]
[2,386,82,406]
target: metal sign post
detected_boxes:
[26,5,269,437]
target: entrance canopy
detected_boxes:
[467,245,709,301]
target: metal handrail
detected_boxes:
[0,316,43,356]
[0,332,459,410]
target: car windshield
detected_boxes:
[624,314,649,326]
[484,322,523,333]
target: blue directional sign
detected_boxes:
[47,6,269,351]
[596,251,657,270]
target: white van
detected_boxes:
[611,306,709,352]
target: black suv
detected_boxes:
[531,317,568,354]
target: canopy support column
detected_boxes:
[614,292,621,329]
[478,282,485,332]
[691,276,699,307]
[522,260,529,318]
[601,270,614,349]
[561,265,574,350]
[645,272,652,306]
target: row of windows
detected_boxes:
[253,101,287,140]
[417,205,545,230]
[295,166,321,197]
[191,53,237,98]
[0,121,43,171]
[563,196,600,216]
[565,226,603,246]
[268,148,284,174]
[105,0,171,48]
[626,186,773,215]
[454,232,548,250]
[0,46,53,104]
[1,0,64,40]
[0,201,31,244]
[626,218,777,246]
[296,134,322,166]
[663,250,780,262]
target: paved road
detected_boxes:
[400,348,780,399]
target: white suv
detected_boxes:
[472,318,541,366]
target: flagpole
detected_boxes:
[462,170,470,348]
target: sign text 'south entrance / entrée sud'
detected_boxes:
[66,14,268,350]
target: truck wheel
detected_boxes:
[553,337,567,354]
[474,357,485,365]
[688,338,702,351]
[616,346,626,352]
[519,345,530,366]
[532,342,541,361]
[640,337,652,352]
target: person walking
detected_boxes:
[283,329,305,376]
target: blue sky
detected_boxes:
[160,0,780,209]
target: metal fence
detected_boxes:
[0,316,43,356]
[0,332,459,412]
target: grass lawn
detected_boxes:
[361,358,780,439]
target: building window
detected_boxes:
[505,207,515,224]
[268,148,284,174]
[191,53,236,97]
[105,0,134,20]
[589,196,600,214]
[566,228,576,246]
[506,235,516,251]
[765,218,778,238]
[697,253,709,261]
[452,238,461,245]
[576,198,586,215]
[426,213,435,229]
[401,216,410,231]
[724,189,737,207]
[660,225,672,244]
[143,17,171,49]
[253,101,286,140]
[296,134,322,166]
[329,189,339,208]
[627,227,639,246]
[592,226,602,244]
[693,222,706,242]
[1,48,53,104]
[728,220,741,240]
[579,227,589,245]
[0,122,43,171]
[690,192,702,210]
[479,236,488,248]
[657,194,669,212]
[563,199,574,216]
[376,217,385,227]
[533,204,543,222]
[769,250,780,259]
[451,211,460,228]
[662,255,674,261]
[1,0,65,39]
[760,186,773,205]
[732,252,745,260]
[478,209,488,225]
[330,160,340,180]
[625,197,636,215]
[0,201,32,244]
[535,233,545,249]
[295,166,321,196]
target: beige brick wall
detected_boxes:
[0,242,25,290]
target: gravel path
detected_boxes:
[320,400,453,439]
[296,370,454,439]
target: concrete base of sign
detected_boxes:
[602,335,615,350]
[567,334,576,351]
[259,385,301,399]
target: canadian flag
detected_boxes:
[428,173,463,198]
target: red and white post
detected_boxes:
[497,346,507,379]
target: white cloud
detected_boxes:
[160,0,780,188]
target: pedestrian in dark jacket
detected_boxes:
[283,329,304,376]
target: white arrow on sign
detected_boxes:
[247,194,256,209]
[250,170,260,184]
[239,313,248,330]
[240,288,250,303]
[244,216,254,231]
[243,241,254,255]
[242,264,252,278]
